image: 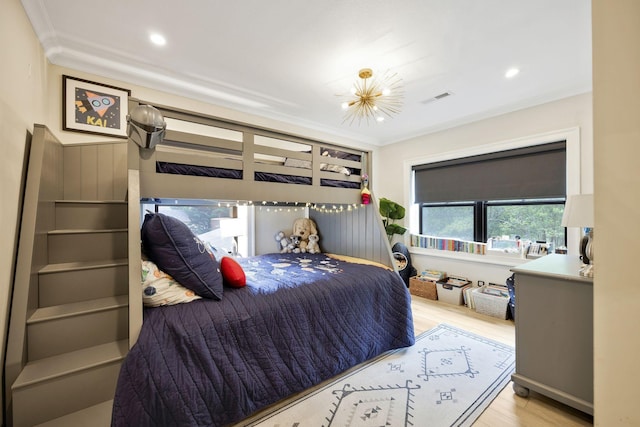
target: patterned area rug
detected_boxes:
[244,324,514,427]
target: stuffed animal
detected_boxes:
[289,235,302,253]
[361,186,371,205]
[292,218,318,253]
[275,231,291,253]
[306,234,321,254]
[361,173,371,204]
[320,151,351,176]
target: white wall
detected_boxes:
[592,1,640,425]
[374,93,593,285]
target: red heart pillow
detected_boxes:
[220,257,246,288]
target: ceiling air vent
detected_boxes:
[421,91,453,105]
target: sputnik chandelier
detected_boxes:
[340,68,403,125]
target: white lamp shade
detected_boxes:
[561,194,594,228]
[220,218,246,237]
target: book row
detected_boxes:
[409,234,487,255]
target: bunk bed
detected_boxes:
[112,100,415,426]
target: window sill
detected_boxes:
[409,246,532,268]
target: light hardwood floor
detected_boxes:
[410,295,594,427]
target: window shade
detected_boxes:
[413,141,566,203]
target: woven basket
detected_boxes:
[409,277,438,300]
[472,287,509,319]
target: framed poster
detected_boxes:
[62,75,131,138]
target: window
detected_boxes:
[140,198,249,256]
[420,203,474,241]
[414,141,567,250]
[486,199,565,248]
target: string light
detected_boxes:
[188,199,367,214]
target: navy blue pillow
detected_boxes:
[141,212,223,300]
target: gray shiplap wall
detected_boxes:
[311,197,394,268]
[63,142,127,201]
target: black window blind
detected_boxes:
[413,141,566,203]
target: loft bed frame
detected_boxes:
[126,99,396,344]
[127,99,367,203]
[119,101,412,426]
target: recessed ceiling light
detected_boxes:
[150,33,166,46]
[505,67,520,79]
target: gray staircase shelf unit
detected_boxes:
[5,125,128,426]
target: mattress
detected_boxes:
[156,161,361,188]
[111,253,414,426]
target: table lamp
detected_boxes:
[561,194,594,277]
[220,218,246,257]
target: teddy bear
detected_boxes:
[292,218,318,253]
[275,231,292,253]
[306,234,321,254]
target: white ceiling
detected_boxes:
[22,0,592,146]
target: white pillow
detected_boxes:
[141,260,202,307]
[320,162,351,176]
[283,157,312,169]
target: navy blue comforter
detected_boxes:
[111,253,414,426]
